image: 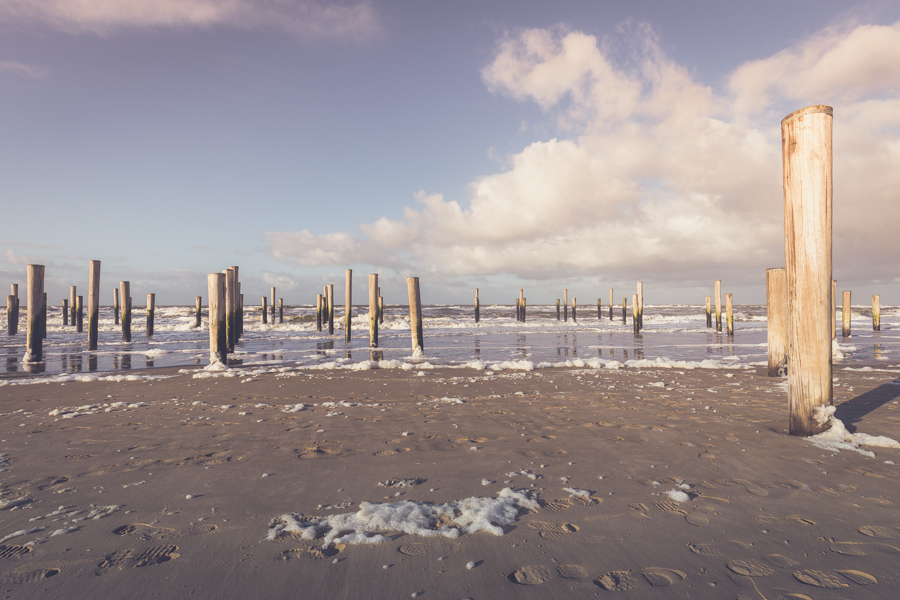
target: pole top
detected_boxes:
[781,105,833,126]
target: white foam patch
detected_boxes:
[807,405,900,457]
[563,487,591,499]
[665,489,690,503]
[267,488,537,547]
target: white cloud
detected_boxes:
[264,19,900,292]
[0,0,380,38]
[0,60,45,79]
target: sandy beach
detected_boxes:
[1,364,899,599]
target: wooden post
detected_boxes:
[725,293,734,336]
[636,281,643,330]
[378,295,384,325]
[113,287,120,325]
[146,293,154,338]
[62,299,69,325]
[407,277,423,354]
[631,294,638,333]
[597,298,602,320]
[766,268,787,377]
[571,298,576,323]
[344,269,352,342]
[224,269,235,351]
[24,264,44,362]
[873,294,881,331]
[88,260,100,350]
[515,297,520,321]
[119,281,131,342]
[75,295,83,333]
[261,297,267,324]
[6,294,14,336]
[782,104,833,436]
[69,285,77,327]
[316,294,322,332]
[705,296,712,328]
[555,299,560,320]
[518,289,524,322]
[271,287,276,321]
[831,280,836,339]
[841,290,851,337]
[474,288,480,323]
[714,280,722,332]
[208,273,227,365]
[195,296,202,329]
[369,274,378,348]
[609,289,614,320]
[231,266,240,339]
[238,291,243,339]
[41,292,47,340]
[621,297,626,325]
[328,283,335,334]
[521,298,527,322]
[279,298,284,323]
[563,289,568,322]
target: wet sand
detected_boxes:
[1,365,899,599]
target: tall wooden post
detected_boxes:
[271,287,276,321]
[725,293,734,336]
[631,294,638,333]
[113,288,120,325]
[621,298,626,325]
[571,298,576,322]
[563,289,568,322]
[238,292,243,338]
[224,269,234,351]
[378,295,384,325]
[146,293,155,337]
[63,299,69,325]
[555,299,560,320]
[195,296,202,329]
[369,274,378,348]
[278,298,284,323]
[75,295,84,333]
[316,294,322,332]
[24,264,45,362]
[345,269,352,342]
[9,284,18,335]
[782,104,833,436]
[261,297,267,324]
[69,285,77,327]
[766,268,787,377]
[41,292,47,340]
[88,260,100,350]
[328,284,335,335]
[515,297,520,321]
[208,273,227,365]
[407,277,423,354]
[831,280,836,340]
[474,288,480,323]
[119,281,131,342]
[521,298,527,322]
[873,295,881,331]
[714,280,722,331]
[841,290,851,337]
[636,282,643,330]
[705,296,712,328]
[231,266,240,339]
[597,298,602,320]
[6,294,15,336]
[609,288,614,320]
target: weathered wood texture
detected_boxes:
[76,295,83,333]
[316,294,322,332]
[119,281,131,342]
[474,288,480,323]
[278,298,283,324]
[328,284,335,334]
[69,285,77,327]
[146,293,155,338]
[195,296,202,329]
[224,269,234,351]
[782,105,833,436]
[63,299,69,325]
[609,289,613,320]
[6,294,15,336]
[88,260,100,350]
[345,269,352,342]
[24,264,44,362]
[208,273,227,365]
[232,266,240,339]
[637,282,643,330]
[407,277,424,354]
[705,296,712,328]
[841,290,851,337]
[563,289,568,322]
[714,280,722,332]
[113,288,120,325]
[369,274,379,348]
[873,294,881,331]
[831,279,836,340]
[631,294,638,333]
[725,293,734,336]
[766,268,788,377]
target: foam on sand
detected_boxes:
[267,488,538,547]
[807,405,900,457]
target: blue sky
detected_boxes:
[2,1,900,306]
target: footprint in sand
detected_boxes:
[857,525,897,539]
[688,541,753,558]
[556,564,589,579]
[280,545,342,560]
[726,559,775,577]
[397,540,458,557]
[655,500,687,515]
[640,568,686,587]
[538,498,573,513]
[792,569,878,589]
[510,565,552,585]
[757,515,815,527]
[526,521,579,540]
[95,545,180,575]
[0,567,60,584]
[828,541,900,556]
[594,570,637,591]
[0,544,33,560]
[113,523,176,541]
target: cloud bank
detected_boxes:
[264,19,900,289]
[0,0,380,38]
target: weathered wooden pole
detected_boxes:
[271,287,277,321]
[621,297,626,325]
[378,295,384,325]
[831,279,836,340]
[238,291,244,338]
[873,295,881,331]
[62,299,69,325]
[113,287,120,325]
[369,274,378,348]
[327,283,335,334]
[725,293,734,336]
[782,104,833,436]
[474,288,480,323]
[24,265,45,362]
[597,298,602,320]
[231,266,240,339]
[705,296,712,328]
[6,294,15,336]
[515,297,520,321]
[636,282,643,330]
[69,285,77,327]
[841,290,851,337]
[521,298,527,322]
[224,268,235,351]
[145,293,154,338]
[631,294,638,333]
[75,295,83,333]
[555,299,560,320]
[195,296,202,329]
[41,292,47,340]
[9,284,18,335]
[571,298,576,322]
[407,277,423,354]
[563,289,568,322]
[119,281,131,342]
[609,288,614,320]
[208,273,227,365]
[261,297,267,324]
[278,298,284,323]
[316,293,323,332]
[766,268,788,376]
[714,280,722,332]
[345,269,352,342]
[87,260,100,350]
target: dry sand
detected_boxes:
[1,364,899,599]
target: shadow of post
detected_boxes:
[834,378,900,433]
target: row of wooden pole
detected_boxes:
[705,280,734,336]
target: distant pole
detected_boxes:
[62,299,69,325]
[714,280,722,332]
[119,281,131,342]
[725,293,734,336]
[271,286,276,321]
[316,294,322,332]
[278,298,284,324]
[705,296,712,328]
[571,297,576,323]
[608,289,613,320]
[518,289,524,322]
[224,269,235,351]
[24,264,45,362]
[378,295,384,325]
[407,277,423,354]
[69,285,77,327]
[515,297,520,321]
[521,297,527,322]
[208,273,227,365]
[345,269,352,342]
[113,287,120,326]
[41,292,47,340]
[474,288,480,323]
[841,290,851,337]
[621,297,626,325]
[231,266,240,339]
[195,296,202,329]
[555,299,560,320]
[597,298,601,320]
[831,280,837,339]
[238,292,243,338]
[328,283,335,334]
[369,274,379,348]
[261,297,267,324]
[563,289,568,322]
[88,260,100,350]
[10,284,18,335]
[636,282,643,330]
[75,295,84,333]
[6,294,14,336]
[145,293,154,337]
[782,104,833,436]
[631,294,638,333]
[873,295,881,331]
[767,268,787,377]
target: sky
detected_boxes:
[2,0,900,307]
